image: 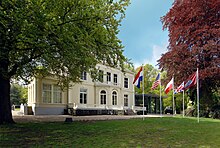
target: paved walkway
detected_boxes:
[12,110,170,123]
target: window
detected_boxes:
[42,84,62,104]
[112,91,117,105]
[98,70,104,82]
[81,71,87,80]
[53,85,62,103]
[107,72,111,82]
[80,88,87,104]
[124,94,128,106]
[100,90,106,104]
[43,84,52,103]
[113,74,117,85]
[124,78,129,88]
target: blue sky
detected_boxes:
[118,0,174,68]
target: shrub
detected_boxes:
[209,105,220,119]
[185,107,195,117]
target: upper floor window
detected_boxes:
[80,88,87,104]
[100,90,106,104]
[113,74,117,85]
[112,91,117,105]
[81,71,87,80]
[124,94,128,106]
[98,70,104,83]
[107,72,111,82]
[124,78,129,88]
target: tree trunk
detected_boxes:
[0,11,15,124]
[0,76,15,124]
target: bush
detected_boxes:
[209,105,220,119]
[185,107,195,117]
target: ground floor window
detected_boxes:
[42,84,62,104]
[53,85,62,103]
[80,88,87,104]
[112,91,117,105]
[100,90,106,104]
[124,94,128,106]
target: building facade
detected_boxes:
[28,64,135,115]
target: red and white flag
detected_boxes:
[174,82,184,94]
[133,67,143,88]
[165,78,174,94]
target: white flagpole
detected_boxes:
[183,88,185,117]
[172,76,175,116]
[142,65,145,120]
[159,73,162,117]
[197,68,199,123]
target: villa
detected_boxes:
[27,64,136,115]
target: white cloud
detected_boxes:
[151,42,168,66]
[133,42,168,69]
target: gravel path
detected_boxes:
[12,111,168,123]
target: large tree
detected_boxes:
[158,0,220,108]
[0,0,130,124]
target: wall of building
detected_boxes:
[28,64,135,115]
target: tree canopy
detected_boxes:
[0,0,130,124]
[158,0,220,108]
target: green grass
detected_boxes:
[1,117,220,147]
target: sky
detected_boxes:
[118,0,174,68]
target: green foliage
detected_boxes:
[10,84,21,105]
[1,118,220,147]
[210,105,220,119]
[10,84,27,105]
[163,97,172,108]
[159,0,220,112]
[0,0,130,123]
[0,0,130,85]
[134,64,166,95]
[134,64,174,110]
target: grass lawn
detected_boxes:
[0,117,220,147]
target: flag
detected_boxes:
[151,73,160,90]
[184,72,197,90]
[165,78,173,94]
[133,67,143,88]
[174,82,184,94]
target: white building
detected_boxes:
[28,64,135,115]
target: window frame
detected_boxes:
[124,77,129,88]
[113,74,117,85]
[100,90,107,105]
[80,88,87,104]
[98,70,104,83]
[53,85,62,103]
[107,72,111,82]
[124,94,128,106]
[42,84,52,103]
[81,71,87,80]
[112,91,117,105]
[42,83,62,104]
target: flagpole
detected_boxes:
[172,76,175,116]
[159,73,162,117]
[142,65,145,120]
[197,68,199,123]
[183,89,185,117]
